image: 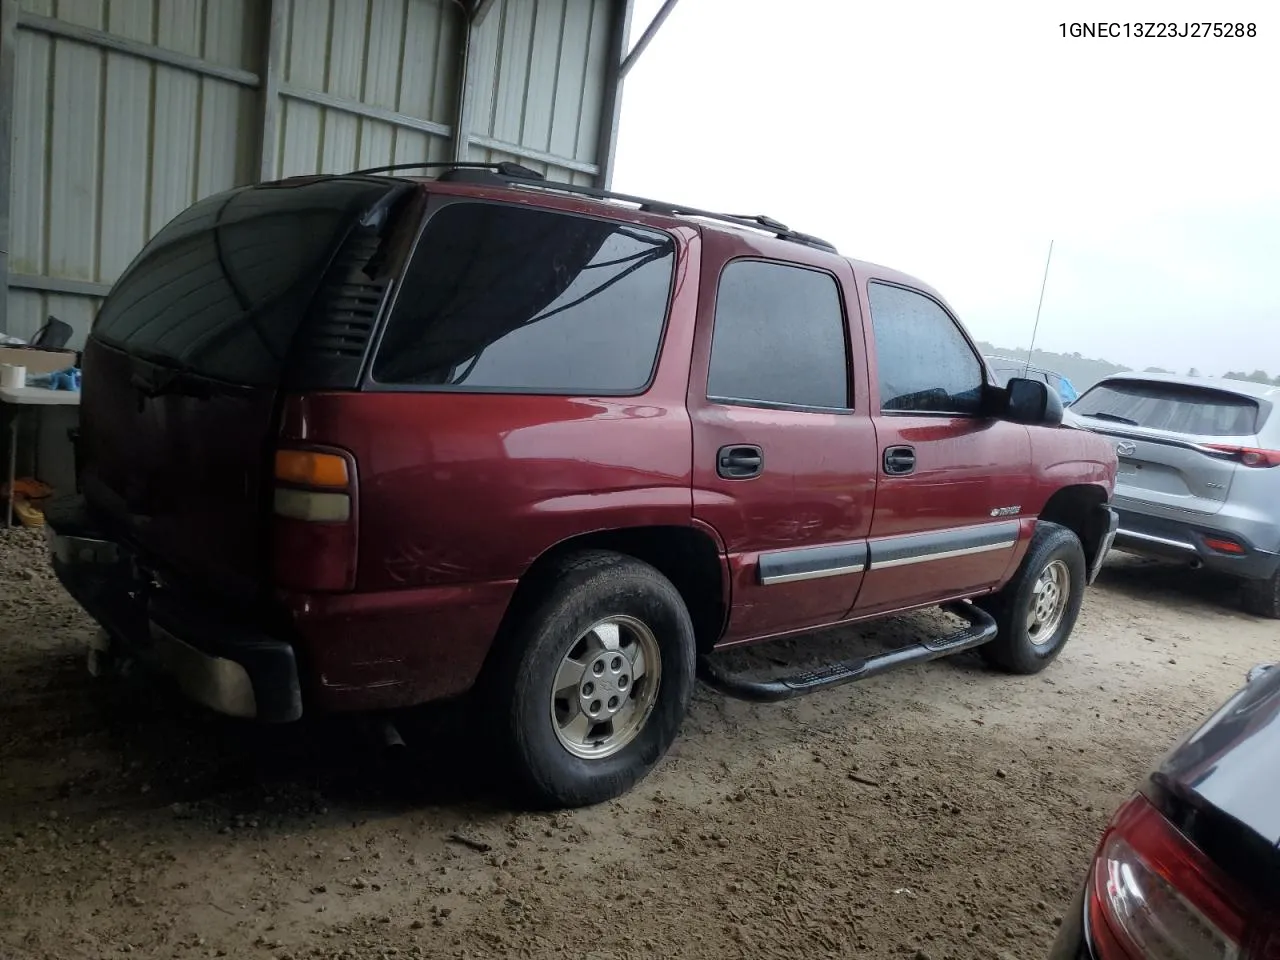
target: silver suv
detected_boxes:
[1064,373,1280,618]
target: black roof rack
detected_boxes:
[347,160,545,181]
[501,178,838,253]
[344,160,837,253]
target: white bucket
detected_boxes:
[0,364,26,389]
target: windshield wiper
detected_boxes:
[1084,412,1140,426]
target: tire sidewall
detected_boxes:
[507,562,696,806]
[1002,527,1087,671]
[1243,571,1280,619]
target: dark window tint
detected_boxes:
[93,178,399,385]
[372,203,674,392]
[1072,381,1260,436]
[868,283,983,414]
[707,261,848,409]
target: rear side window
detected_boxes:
[93,178,400,385]
[868,282,984,415]
[1072,381,1261,436]
[707,261,849,410]
[372,203,675,393]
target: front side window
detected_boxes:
[707,260,849,410]
[372,202,675,393]
[867,282,984,415]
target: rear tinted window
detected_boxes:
[1073,381,1261,436]
[93,178,398,385]
[372,202,675,393]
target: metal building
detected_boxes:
[0,0,675,346]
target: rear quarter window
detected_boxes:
[371,202,676,394]
[1073,380,1262,437]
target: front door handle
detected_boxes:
[883,445,916,476]
[718,444,764,480]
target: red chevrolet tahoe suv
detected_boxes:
[46,163,1119,808]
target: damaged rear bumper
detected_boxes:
[45,500,302,723]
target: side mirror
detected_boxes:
[1004,376,1064,425]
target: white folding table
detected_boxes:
[1,385,81,527]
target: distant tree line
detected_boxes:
[1139,366,1279,385]
[976,342,1280,391]
[975,342,1128,392]
[1212,370,1280,386]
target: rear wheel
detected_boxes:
[489,551,696,808]
[1241,570,1280,619]
[978,522,1086,674]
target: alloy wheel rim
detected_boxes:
[550,615,663,760]
[1027,559,1071,646]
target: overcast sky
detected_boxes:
[614,1,1280,377]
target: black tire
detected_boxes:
[1241,570,1280,619]
[977,522,1086,675]
[489,551,696,809]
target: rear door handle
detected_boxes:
[718,444,764,479]
[883,445,916,476]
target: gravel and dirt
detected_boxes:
[1,525,1275,960]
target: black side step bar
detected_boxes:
[697,601,998,703]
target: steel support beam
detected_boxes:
[0,0,17,335]
[594,0,635,189]
[281,84,454,141]
[17,11,261,88]
[620,0,679,79]
[9,273,112,299]
[470,0,498,28]
[257,0,285,182]
[468,134,599,176]
[452,3,482,162]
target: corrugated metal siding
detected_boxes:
[7,0,261,343]
[19,0,262,69]
[273,0,458,180]
[465,0,611,183]
[3,0,626,345]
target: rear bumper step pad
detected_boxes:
[697,601,998,703]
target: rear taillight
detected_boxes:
[1205,445,1280,468]
[1087,794,1254,959]
[1203,537,1246,556]
[271,446,357,592]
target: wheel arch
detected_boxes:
[489,525,730,669]
[1038,483,1112,572]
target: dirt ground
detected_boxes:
[0,527,1275,960]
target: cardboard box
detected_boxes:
[0,345,78,376]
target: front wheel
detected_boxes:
[489,551,697,808]
[978,522,1086,674]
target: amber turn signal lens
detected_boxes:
[274,449,349,488]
